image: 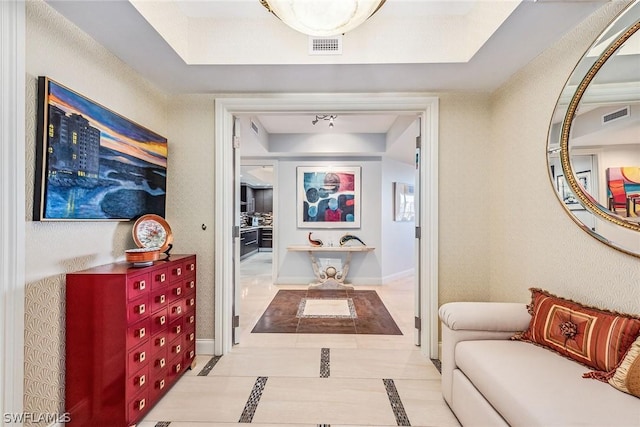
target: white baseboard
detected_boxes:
[382,268,415,284]
[275,276,383,286]
[196,338,215,355]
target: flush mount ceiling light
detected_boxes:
[312,114,337,128]
[260,0,386,37]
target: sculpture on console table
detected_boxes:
[339,233,365,246]
[308,232,323,247]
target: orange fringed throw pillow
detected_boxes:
[513,288,640,376]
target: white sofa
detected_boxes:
[439,302,640,427]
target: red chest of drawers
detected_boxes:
[65,254,196,427]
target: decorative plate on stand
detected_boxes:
[132,214,173,253]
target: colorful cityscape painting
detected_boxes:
[34,77,167,220]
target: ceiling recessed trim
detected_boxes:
[131,0,521,66]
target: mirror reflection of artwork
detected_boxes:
[297,166,360,228]
[557,175,582,210]
[393,182,415,222]
[546,0,640,256]
[606,167,640,217]
[576,170,591,193]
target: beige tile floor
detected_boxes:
[140,252,459,427]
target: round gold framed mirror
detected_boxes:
[548,0,640,257]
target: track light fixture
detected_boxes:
[312,114,337,128]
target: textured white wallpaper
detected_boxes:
[488,1,640,314]
[437,93,493,305]
[165,94,216,339]
[24,1,169,424]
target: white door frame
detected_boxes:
[214,94,439,358]
[2,0,26,419]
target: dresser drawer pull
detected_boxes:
[137,398,146,411]
[136,328,146,338]
[189,332,195,342]
[174,363,181,373]
[173,344,181,354]
[174,325,181,334]
[157,379,165,390]
[159,315,166,325]
[173,306,182,315]
[188,263,195,271]
[157,357,166,368]
[136,351,146,362]
[135,280,146,290]
[135,304,146,314]
[189,350,195,359]
[188,281,195,289]
[138,374,146,387]
[188,298,195,306]
[189,315,194,324]
[156,294,166,304]
[156,337,165,347]
[158,273,166,283]
[175,267,182,276]
[174,287,182,296]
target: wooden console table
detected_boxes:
[287,245,375,289]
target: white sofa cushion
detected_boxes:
[452,369,509,427]
[455,340,640,427]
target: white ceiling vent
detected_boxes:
[602,106,630,124]
[309,35,343,55]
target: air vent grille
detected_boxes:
[602,106,629,124]
[309,36,342,55]
[250,120,259,135]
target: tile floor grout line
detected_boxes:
[320,347,330,378]
[383,378,411,426]
[197,355,222,376]
[238,376,269,423]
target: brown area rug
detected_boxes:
[251,289,402,335]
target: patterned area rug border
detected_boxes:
[252,289,402,335]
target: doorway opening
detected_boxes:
[237,159,278,343]
[214,94,439,358]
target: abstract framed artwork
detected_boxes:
[393,182,415,222]
[34,77,168,221]
[297,166,361,228]
[576,170,591,194]
[557,174,583,210]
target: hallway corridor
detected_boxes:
[139,253,458,427]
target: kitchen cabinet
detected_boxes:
[240,229,259,259]
[259,227,273,250]
[241,185,255,213]
[253,188,273,213]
